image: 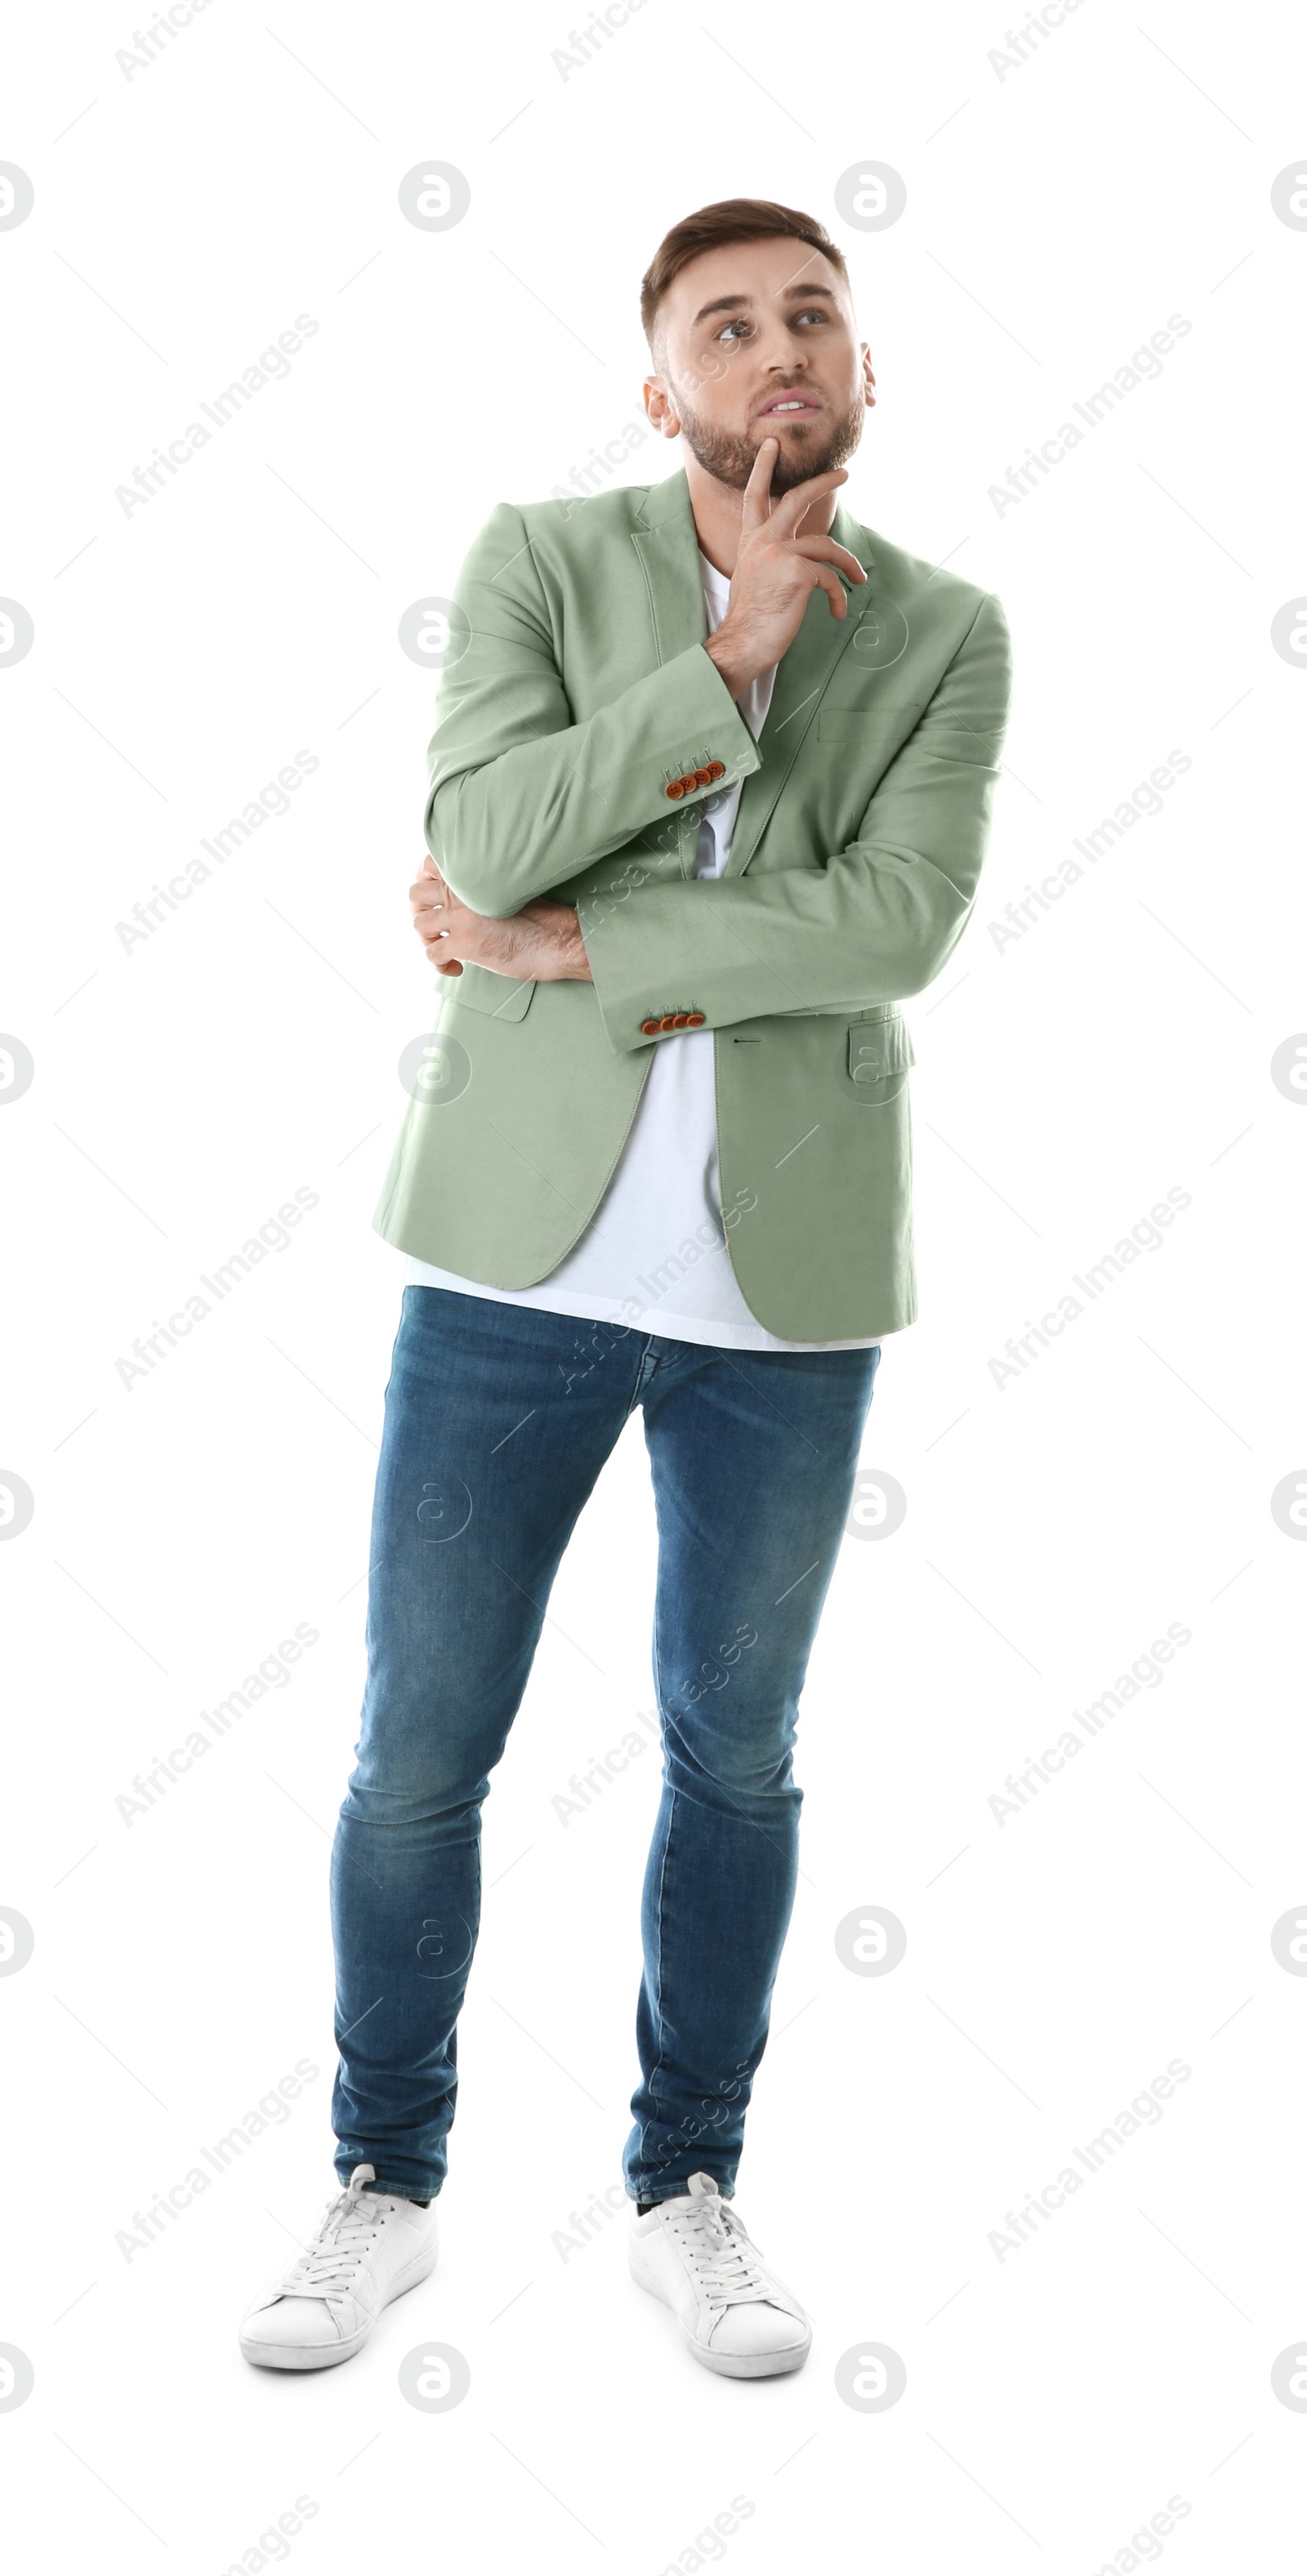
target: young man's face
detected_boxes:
[645,235,874,494]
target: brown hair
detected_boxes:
[640,198,849,352]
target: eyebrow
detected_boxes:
[690,283,840,326]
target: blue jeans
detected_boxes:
[330,1287,881,2204]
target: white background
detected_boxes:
[2,0,1306,2568]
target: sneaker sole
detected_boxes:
[239,2244,437,2372]
[676,2321,812,2378]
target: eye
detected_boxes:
[795,307,829,325]
[716,316,752,342]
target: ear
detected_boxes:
[642,375,681,441]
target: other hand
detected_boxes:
[409,857,592,981]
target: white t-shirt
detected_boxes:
[404,551,883,1354]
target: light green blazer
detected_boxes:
[373,467,1012,1341]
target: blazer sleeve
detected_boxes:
[424,502,761,916]
[577,592,1013,1050]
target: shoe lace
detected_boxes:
[668,2197,769,2308]
[280,2168,389,2300]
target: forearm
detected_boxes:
[578,587,1013,1051]
[578,844,976,1050]
[426,641,760,917]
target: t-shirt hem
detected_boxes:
[400,1254,888,1355]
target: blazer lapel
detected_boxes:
[725,503,873,877]
[628,471,876,878]
[629,467,709,663]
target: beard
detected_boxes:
[672,386,867,494]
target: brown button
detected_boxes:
[671,1013,692,1029]
[692,766,712,787]
[686,1012,706,1027]
[640,1018,661,1035]
[658,1015,678,1032]
[707,761,725,781]
[664,779,685,800]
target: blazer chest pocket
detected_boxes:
[443,960,536,1022]
[816,694,920,740]
[841,1011,914,1105]
[818,708,879,739]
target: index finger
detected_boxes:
[739,437,778,529]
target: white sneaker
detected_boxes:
[239,2163,438,2371]
[629,2172,812,2378]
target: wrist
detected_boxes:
[557,906,591,981]
[546,912,592,979]
[703,630,759,702]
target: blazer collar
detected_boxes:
[630,467,876,877]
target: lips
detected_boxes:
[757,393,822,417]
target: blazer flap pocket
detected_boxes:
[444,962,537,1022]
[847,1016,914,1083]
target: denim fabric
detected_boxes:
[330,1286,881,2203]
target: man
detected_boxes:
[239,198,1011,2380]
